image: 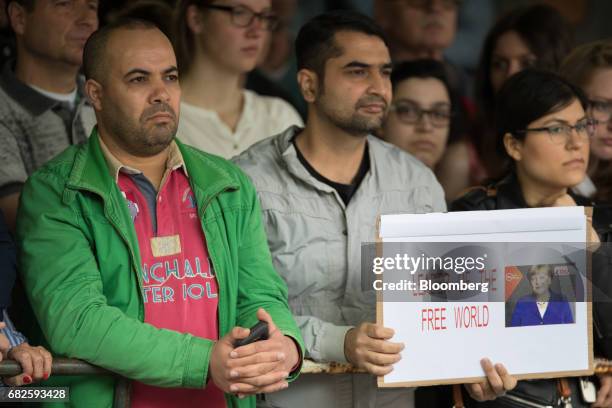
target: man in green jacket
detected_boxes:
[16,18,303,408]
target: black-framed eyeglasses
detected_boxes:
[390,103,452,127]
[514,118,597,145]
[201,4,280,31]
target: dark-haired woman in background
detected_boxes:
[381,59,464,200]
[452,69,612,407]
[473,4,573,181]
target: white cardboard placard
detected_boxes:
[376,207,594,387]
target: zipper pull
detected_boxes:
[557,396,572,408]
[557,378,572,408]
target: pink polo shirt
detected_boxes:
[101,140,226,408]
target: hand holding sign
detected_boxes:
[552,194,600,248]
[594,374,612,407]
[377,208,592,387]
[344,322,404,376]
[464,358,517,401]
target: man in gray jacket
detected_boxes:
[234,11,516,407]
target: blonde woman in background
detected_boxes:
[561,40,612,204]
[173,0,302,158]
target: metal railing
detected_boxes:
[1,358,611,407]
[0,358,129,407]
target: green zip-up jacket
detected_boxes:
[15,130,304,407]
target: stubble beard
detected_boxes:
[318,97,385,137]
[104,107,178,158]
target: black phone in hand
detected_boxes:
[233,320,269,347]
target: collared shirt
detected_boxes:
[99,136,188,184]
[234,126,447,408]
[537,301,548,318]
[99,137,189,232]
[0,61,96,197]
[177,89,302,159]
[99,138,225,408]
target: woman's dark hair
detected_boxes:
[473,4,573,178]
[475,4,573,120]
[495,69,588,160]
[391,59,463,144]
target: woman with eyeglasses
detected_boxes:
[381,59,462,199]
[173,0,302,158]
[452,69,612,408]
[561,40,612,205]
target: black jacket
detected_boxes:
[452,173,612,357]
[0,209,16,319]
[447,173,612,408]
[452,172,592,211]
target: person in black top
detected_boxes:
[452,69,612,408]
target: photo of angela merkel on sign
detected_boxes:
[510,264,574,327]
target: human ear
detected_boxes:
[503,133,523,162]
[85,79,104,111]
[297,69,319,103]
[186,5,203,35]
[7,2,27,36]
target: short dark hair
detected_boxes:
[83,18,159,82]
[475,4,573,122]
[391,59,463,144]
[495,69,588,159]
[295,10,388,80]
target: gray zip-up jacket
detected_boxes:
[234,126,447,407]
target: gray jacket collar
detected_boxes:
[274,126,335,195]
[273,125,377,207]
[0,60,88,116]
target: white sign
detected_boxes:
[377,207,594,387]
